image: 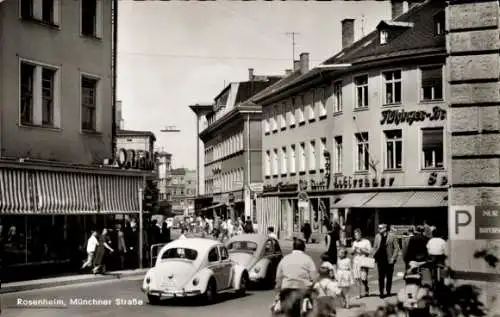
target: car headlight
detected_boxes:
[146,277,151,284]
[253,266,261,273]
[192,278,199,286]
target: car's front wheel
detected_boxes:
[203,279,217,304]
[236,272,248,296]
[147,294,161,305]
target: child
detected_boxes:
[336,248,354,309]
[314,266,342,299]
[320,252,336,279]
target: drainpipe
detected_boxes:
[246,113,251,221]
[111,0,118,160]
[196,115,200,197]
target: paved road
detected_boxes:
[1,246,405,317]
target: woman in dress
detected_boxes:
[352,228,373,298]
[327,220,340,265]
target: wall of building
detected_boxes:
[116,136,152,153]
[0,1,113,164]
[446,0,500,310]
[246,116,263,184]
[263,61,448,190]
[197,115,207,195]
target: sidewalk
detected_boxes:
[278,239,328,251]
[0,268,148,294]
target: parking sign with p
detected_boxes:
[449,205,475,240]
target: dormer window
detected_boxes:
[434,11,445,36]
[380,30,388,45]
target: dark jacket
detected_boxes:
[404,234,429,263]
[372,232,400,264]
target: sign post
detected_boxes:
[449,205,500,240]
[138,186,144,269]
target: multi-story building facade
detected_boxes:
[116,129,156,154]
[255,0,447,242]
[156,151,172,201]
[194,70,283,221]
[0,0,146,282]
[168,168,196,216]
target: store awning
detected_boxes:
[98,175,142,214]
[200,203,226,212]
[363,191,415,208]
[331,193,377,208]
[402,191,448,208]
[34,171,99,214]
[0,168,33,214]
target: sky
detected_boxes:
[116,0,391,170]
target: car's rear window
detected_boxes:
[227,241,258,252]
[161,248,198,260]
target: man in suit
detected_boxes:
[372,223,400,298]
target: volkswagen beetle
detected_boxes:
[226,234,283,288]
[142,238,249,305]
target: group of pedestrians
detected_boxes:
[81,220,142,274]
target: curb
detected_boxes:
[0,269,148,294]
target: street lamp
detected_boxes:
[161,125,181,133]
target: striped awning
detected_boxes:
[98,175,141,214]
[0,168,33,214]
[33,171,99,214]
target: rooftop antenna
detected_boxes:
[285,32,300,67]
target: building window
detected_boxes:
[421,66,443,102]
[81,0,102,38]
[81,76,99,131]
[295,96,305,124]
[380,30,388,45]
[384,130,403,170]
[299,143,306,172]
[271,107,278,132]
[421,128,444,169]
[279,105,286,130]
[355,75,369,109]
[320,138,327,170]
[288,103,296,127]
[309,140,316,171]
[334,136,343,174]
[290,145,296,174]
[307,95,315,121]
[317,88,327,117]
[383,70,402,105]
[20,61,59,127]
[20,0,60,26]
[281,147,287,174]
[333,81,343,113]
[434,11,445,36]
[355,132,369,172]
[272,149,279,175]
[263,118,270,134]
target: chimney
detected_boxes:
[299,53,309,74]
[248,68,254,81]
[341,19,355,49]
[285,69,292,76]
[293,60,301,72]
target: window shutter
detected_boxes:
[422,129,443,148]
[422,67,442,87]
[96,0,103,38]
[53,0,61,25]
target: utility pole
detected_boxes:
[285,32,300,66]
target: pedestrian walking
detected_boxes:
[93,229,114,274]
[82,230,98,270]
[313,266,342,308]
[401,227,415,270]
[319,252,336,278]
[268,227,278,240]
[372,223,400,298]
[327,220,340,265]
[352,228,373,298]
[404,225,429,267]
[301,222,312,244]
[244,216,254,233]
[115,224,127,270]
[336,248,354,308]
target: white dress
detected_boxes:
[336,258,354,288]
[352,238,372,280]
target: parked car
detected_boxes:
[142,238,249,305]
[226,234,283,288]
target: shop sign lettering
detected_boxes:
[116,148,156,170]
[333,175,395,189]
[427,171,448,186]
[381,106,446,125]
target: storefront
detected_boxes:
[200,190,245,221]
[0,160,145,282]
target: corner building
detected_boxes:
[0,0,145,281]
[255,0,448,242]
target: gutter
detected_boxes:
[111,0,118,160]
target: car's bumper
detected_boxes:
[142,288,202,298]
